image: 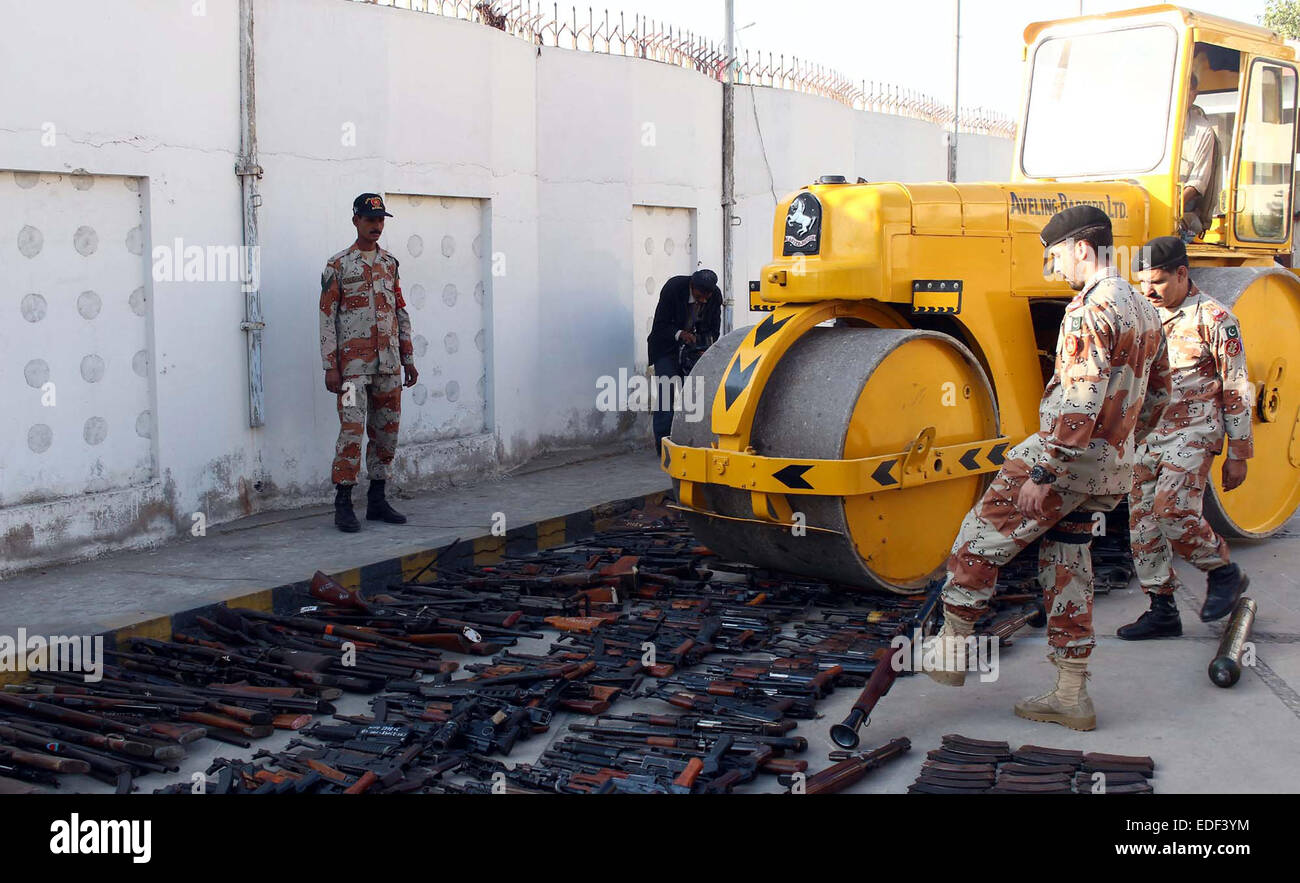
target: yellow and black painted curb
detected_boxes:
[0,490,669,686]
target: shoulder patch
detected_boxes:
[1224,324,1239,339]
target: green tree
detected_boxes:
[1262,0,1300,39]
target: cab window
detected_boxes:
[1234,59,1298,242]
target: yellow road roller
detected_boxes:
[663,5,1300,593]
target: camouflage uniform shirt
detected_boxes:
[319,245,414,377]
[1036,268,1171,495]
[1143,283,1253,461]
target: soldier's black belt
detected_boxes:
[1045,511,1095,545]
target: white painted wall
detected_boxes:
[0,0,1011,575]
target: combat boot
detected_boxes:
[1014,656,1096,731]
[366,480,407,524]
[334,484,360,533]
[1202,563,1248,622]
[922,613,976,687]
[1117,593,1182,640]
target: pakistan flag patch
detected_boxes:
[1225,325,1239,339]
[1070,316,1083,331]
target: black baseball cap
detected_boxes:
[1040,205,1111,250]
[1133,235,1188,272]
[353,193,393,218]
[691,269,721,298]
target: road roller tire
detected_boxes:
[1191,267,1300,539]
[672,324,999,593]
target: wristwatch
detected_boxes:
[1028,465,1057,485]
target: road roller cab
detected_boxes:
[663,5,1300,592]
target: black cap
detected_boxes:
[691,269,720,299]
[1040,205,1111,249]
[1133,235,1188,272]
[353,193,393,218]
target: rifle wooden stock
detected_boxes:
[304,758,351,783]
[802,738,911,795]
[0,745,90,774]
[310,571,374,613]
[145,722,208,744]
[543,616,611,633]
[761,757,807,774]
[272,714,313,730]
[343,770,379,794]
[179,711,273,739]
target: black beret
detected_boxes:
[1040,205,1112,248]
[1133,235,1187,272]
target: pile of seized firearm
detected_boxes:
[0,505,1076,795]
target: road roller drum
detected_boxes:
[671,326,998,592]
[1191,267,1300,539]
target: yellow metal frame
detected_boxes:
[662,430,1011,496]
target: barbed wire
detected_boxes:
[352,0,1018,138]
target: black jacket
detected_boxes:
[647,275,722,365]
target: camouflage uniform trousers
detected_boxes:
[941,442,1123,660]
[1127,446,1230,596]
[332,373,403,486]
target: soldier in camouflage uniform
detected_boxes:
[924,206,1171,733]
[1119,236,1252,639]
[320,193,418,532]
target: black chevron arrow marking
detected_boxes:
[871,459,899,487]
[959,448,980,471]
[773,464,813,490]
[752,312,792,347]
[988,443,1008,466]
[723,354,760,410]
[662,444,671,470]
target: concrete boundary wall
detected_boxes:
[0,0,1012,577]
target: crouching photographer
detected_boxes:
[646,268,722,454]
